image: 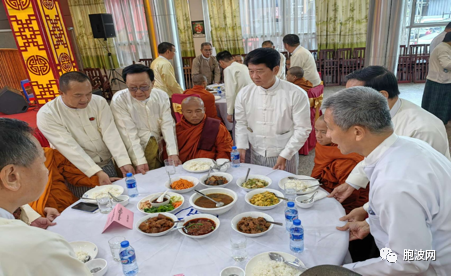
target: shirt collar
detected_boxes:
[258,78,280,95]
[389,98,402,118]
[292,45,302,55]
[59,96,78,110]
[365,133,398,166]
[201,55,210,61]
[0,207,14,220]
[159,55,168,61]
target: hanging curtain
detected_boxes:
[174,0,195,57]
[105,0,152,67]
[207,0,244,55]
[68,0,119,69]
[240,0,317,53]
[315,0,369,50]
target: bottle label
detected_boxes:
[290,233,304,240]
[121,250,136,264]
[231,154,240,160]
[126,182,136,189]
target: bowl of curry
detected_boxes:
[178,214,220,239]
[189,187,237,215]
[244,188,285,210]
[231,211,275,237]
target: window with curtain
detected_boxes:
[175,0,196,57]
[105,0,152,68]
[240,0,317,53]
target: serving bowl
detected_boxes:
[135,212,179,237]
[189,187,237,215]
[199,172,233,188]
[164,176,199,194]
[85,258,108,276]
[231,211,275,238]
[178,214,220,239]
[236,175,273,192]
[244,188,285,210]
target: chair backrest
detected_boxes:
[171,93,201,123]
[308,84,324,98]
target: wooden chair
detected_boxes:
[84,68,113,100]
[138,58,153,67]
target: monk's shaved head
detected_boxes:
[192,74,207,86]
[287,66,305,79]
[316,114,325,122]
[315,114,331,146]
[181,97,205,125]
[182,96,204,108]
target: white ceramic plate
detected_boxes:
[164,176,199,194]
[244,188,284,210]
[178,214,220,239]
[236,175,273,192]
[137,191,185,215]
[198,172,233,188]
[81,185,124,203]
[245,251,305,276]
[206,83,225,90]
[231,211,275,237]
[135,212,179,237]
[214,96,221,100]
[182,158,214,173]
[70,241,98,263]
[278,175,320,195]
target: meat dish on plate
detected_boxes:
[138,214,175,233]
[194,193,233,208]
[183,218,216,236]
[205,175,228,186]
[237,217,271,234]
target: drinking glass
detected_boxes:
[96,193,112,214]
[283,181,298,201]
[164,159,176,175]
[230,234,247,262]
[108,236,125,262]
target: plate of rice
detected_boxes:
[182,158,214,173]
[81,184,124,203]
[245,251,304,276]
[278,176,320,195]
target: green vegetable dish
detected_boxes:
[144,204,175,213]
[242,178,269,189]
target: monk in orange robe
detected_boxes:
[176,96,233,163]
[311,116,368,214]
[286,66,313,92]
[184,74,221,121]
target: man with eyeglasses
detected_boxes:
[111,64,181,174]
[191,42,221,85]
[151,42,184,97]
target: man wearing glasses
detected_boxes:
[111,64,181,174]
[151,42,184,97]
[191,42,221,84]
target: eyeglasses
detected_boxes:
[129,86,151,92]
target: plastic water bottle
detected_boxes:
[217,87,224,99]
[285,201,298,232]
[120,241,139,276]
[231,146,240,168]
[125,173,139,197]
[290,219,304,253]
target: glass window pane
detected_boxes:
[414,0,451,24]
[409,26,445,45]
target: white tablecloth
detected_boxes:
[215,98,233,131]
[49,164,348,276]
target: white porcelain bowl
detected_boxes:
[115,195,129,207]
[231,211,275,238]
[216,158,231,172]
[189,187,237,215]
[220,266,245,276]
[85,258,108,276]
[178,214,220,239]
[295,195,315,209]
[135,212,179,237]
[147,194,172,208]
[199,172,233,188]
[236,175,273,192]
[244,188,284,210]
[164,176,199,194]
[69,241,98,263]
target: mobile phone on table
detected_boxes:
[71,202,99,213]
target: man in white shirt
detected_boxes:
[323,87,451,275]
[235,48,311,173]
[37,72,134,186]
[191,42,221,84]
[0,118,90,275]
[283,34,321,86]
[151,42,184,97]
[262,40,286,79]
[216,50,253,123]
[111,64,181,173]
[429,22,451,53]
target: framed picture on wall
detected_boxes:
[192,20,205,38]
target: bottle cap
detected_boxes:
[232,146,237,150]
[287,201,295,208]
[120,241,129,248]
[293,219,301,226]
[126,172,133,177]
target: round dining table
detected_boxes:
[49,163,349,276]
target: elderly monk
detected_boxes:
[286,66,313,92]
[176,97,233,163]
[151,42,184,97]
[191,42,221,84]
[111,64,181,172]
[262,40,286,79]
[37,72,134,186]
[0,118,90,275]
[184,74,221,121]
[311,115,367,214]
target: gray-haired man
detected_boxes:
[191,42,221,84]
[323,87,451,274]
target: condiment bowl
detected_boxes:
[69,241,98,263]
[220,266,245,276]
[135,212,179,237]
[85,258,108,276]
[236,174,273,192]
[164,176,199,194]
[178,213,220,239]
[148,194,171,208]
[295,195,315,209]
[231,211,275,238]
[137,191,185,215]
[115,195,129,207]
[189,187,237,215]
[244,188,284,210]
[199,172,233,188]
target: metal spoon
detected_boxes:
[268,252,307,272]
[108,192,123,202]
[83,255,91,263]
[156,190,169,203]
[301,190,319,203]
[194,189,225,207]
[264,219,283,226]
[244,168,251,182]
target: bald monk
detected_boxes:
[184,74,221,121]
[286,66,313,92]
[176,97,233,163]
[311,115,368,214]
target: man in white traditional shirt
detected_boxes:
[111,64,181,173]
[191,42,221,84]
[429,22,451,53]
[262,40,286,79]
[323,87,451,275]
[328,66,450,205]
[151,42,184,97]
[0,118,90,275]
[283,34,321,87]
[235,48,311,173]
[216,50,253,123]
[37,72,134,186]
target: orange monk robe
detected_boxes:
[29,148,100,216]
[176,115,233,163]
[311,143,369,214]
[184,85,221,121]
[293,77,313,92]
